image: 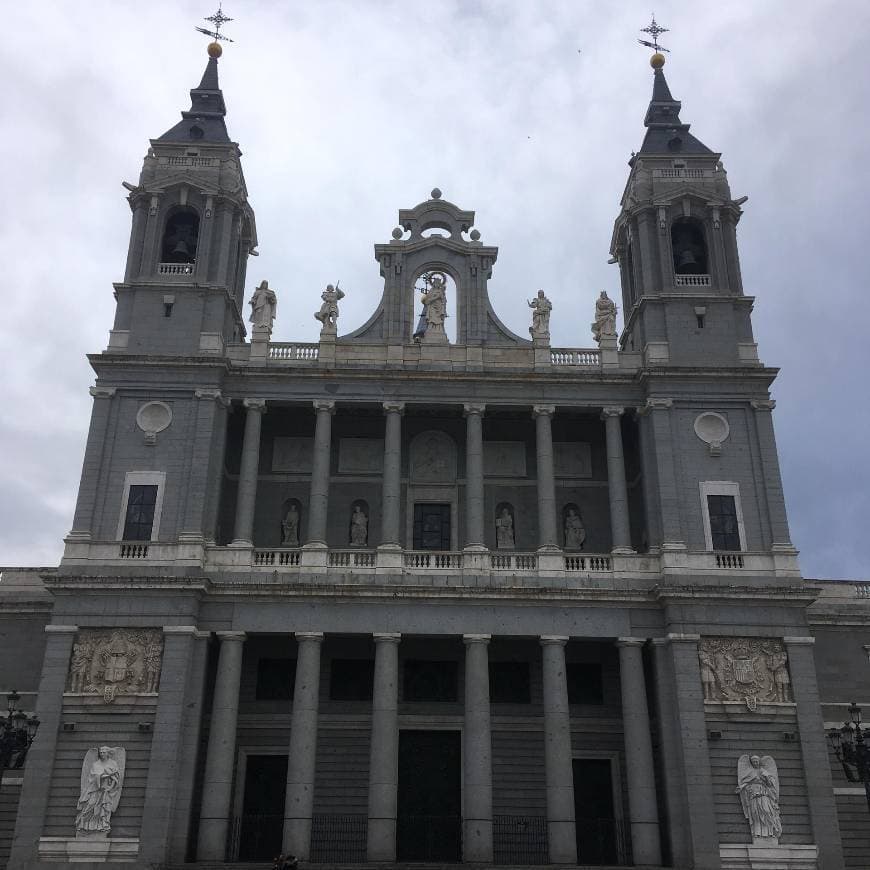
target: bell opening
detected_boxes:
[671,217,708,275]
[161,207,201,265]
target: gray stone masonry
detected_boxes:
[379,403,403,547]
[533,406,558,550]
[463,634,493,861]
[231,399,265,545]
[464,404,486,549]
[603,407,633,553]
[306,402,335,547]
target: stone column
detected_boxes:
[784,637,845,869]
[638,398,684,549]
[380,403,404,549]
[602,407,634,554]
[197,631,246,860]
[533,406,559,551]
[9,625,77,868]
[464,404,486,550]
[284,632,324,859]
[305,401,335,548]
[181,390,226,541]
[751,400,795,551]
[540,636,577,863]
[463,634,493,862]
[231,399,266,546]
[616,638,662,866]
[367,633,401,861]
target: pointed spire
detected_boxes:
[157,47,230,144]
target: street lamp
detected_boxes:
[828,701,870,812]
[0,690,40,773]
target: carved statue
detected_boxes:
[564,508,586,550]
[349,505,368,547]
[414,273,447,341]
[528,290,552,340]
[314,283,345,331]
[591,291,617,343]
[249,280,277,330]
[767,650,793,703]
[699,648,718,701]
[495,508,515,550]
[143,642,162,694]
[69,641,93,694]
[75,746,126,838]
[736,754,781,844]
[67,629,162,702]
[281,504,300,547]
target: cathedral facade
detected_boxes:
[2,39,870,870]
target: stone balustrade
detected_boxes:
[268,342,320,361]
[674,274,712,287]
[550,348,601,366]
[156,262,194,276]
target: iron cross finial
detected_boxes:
[196,3,235,43]
[639,14,670,54]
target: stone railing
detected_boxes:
[119,543,149,559]
[490,552,538,571]
[328,550,376,568]
[269,343,320,361]
[655,168,708,179]
[403,551,463,569]
[162,156,220,168]
[254,549,301,567]
[564,554,612,572]
[715,553,744,569]
[856,584,870,599]
[156,262,194,276]
[674,274,711,287]
[550,349,601,367]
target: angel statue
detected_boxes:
[736,754,782,844]
[75,746,126,838]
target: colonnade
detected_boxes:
[196,632,662,865]
[229,400,634,553]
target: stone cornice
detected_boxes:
[654,584,818,605]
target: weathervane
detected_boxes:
[639,14,669,54]
[196,3,234,44]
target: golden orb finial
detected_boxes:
[650,52,665,69]
[207,41,223,58]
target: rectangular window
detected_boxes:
[329,659,374,701]
[567,662,604,705]
[403,660,458,702]
[122,485,158,541]
[699,481,746,552]
[256,658,295,701]
[413,504,451,550]
[489,661,531,703]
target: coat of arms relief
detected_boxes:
[67,629,163,703]
[698,637,793,711]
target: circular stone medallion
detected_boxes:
[136,401,172,435]
[693,411,729,447]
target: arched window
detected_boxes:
[161,207,200,264]
[671,218,708,275]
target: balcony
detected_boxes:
[674,274,711,287]
[156,262,194,278]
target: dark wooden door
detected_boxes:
[573,757,619,865]
[397,730,462,861]
[413,503,451,550]
[239,754,288,861]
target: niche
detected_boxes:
[348,500,369,548]
[280,499,303,547]
[562,504,586,550]
[494,502,516,550]
[671,217,708,275]
[161,207,200,264]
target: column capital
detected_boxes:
[665,632,701,644]
[640,397,673,414]
[751,399,777,412]
[782,636,815,646]
[313,400,336,415]
[162,625,199,635]
[463,403,486,417]
[295,631,325,643]
[373,632,402,643]
[532,404,556,419]
[89,386,116,399]
[616,637,647,649]
[44,624,78,634]
[601,406,625,419]
[216,630,247,642]
[243,398,267,412]
[463,633,491,645]
[539,635,569,646]
[195,388,229,407]
[382,401,405,415]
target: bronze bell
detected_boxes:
[172,240,190,258]
[677,248,698,269]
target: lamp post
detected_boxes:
[0,690,40,774]
[828,701,870,813]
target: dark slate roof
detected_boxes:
[157,56,231,144]
[638,66,712,156]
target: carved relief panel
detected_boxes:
[698,637,793,709]
[67,629,164,703]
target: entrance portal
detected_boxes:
[397,730,462,861]
[573,757,622,865]
[238,754,288,862]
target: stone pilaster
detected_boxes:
[197,631,246,861]
[305,401,335,548]
[231,399,266,546]
[616,638,662,865]
[540,635,577,863]
[367,633,401,861]
[602,407,634,553]
[284,632,324,859]
[533,405,559,552]
[751,400,795,552]
[464,404,486,550]
[463,634,493,861]
[379,403,404,549]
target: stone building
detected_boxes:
[2,41,870,870]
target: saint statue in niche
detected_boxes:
[736,754,781,844]
[282,504,300,546]
[495,507,515,550]
[564,507,586,550]
[349,505,368,547]
[413,272,448,341]
[75,746,125,838]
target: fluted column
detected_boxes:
[283,632,324,859]
[231,399,266,546]
[616,638,662,866]
[602,407,634,553]
[533,405,559,550]
[463,634,493,861]
[380,403,404,548]
[306,401,335,547]
[540,636,577,863]
[367,633,401,861]
[464,404,486,550]
[197,631,246,860]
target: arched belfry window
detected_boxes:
[671,217,708,275]
[161,207,200,265]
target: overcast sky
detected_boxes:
[1,0,868,579]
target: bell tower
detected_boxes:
[610,51,758,367]
[108,39,257,357]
